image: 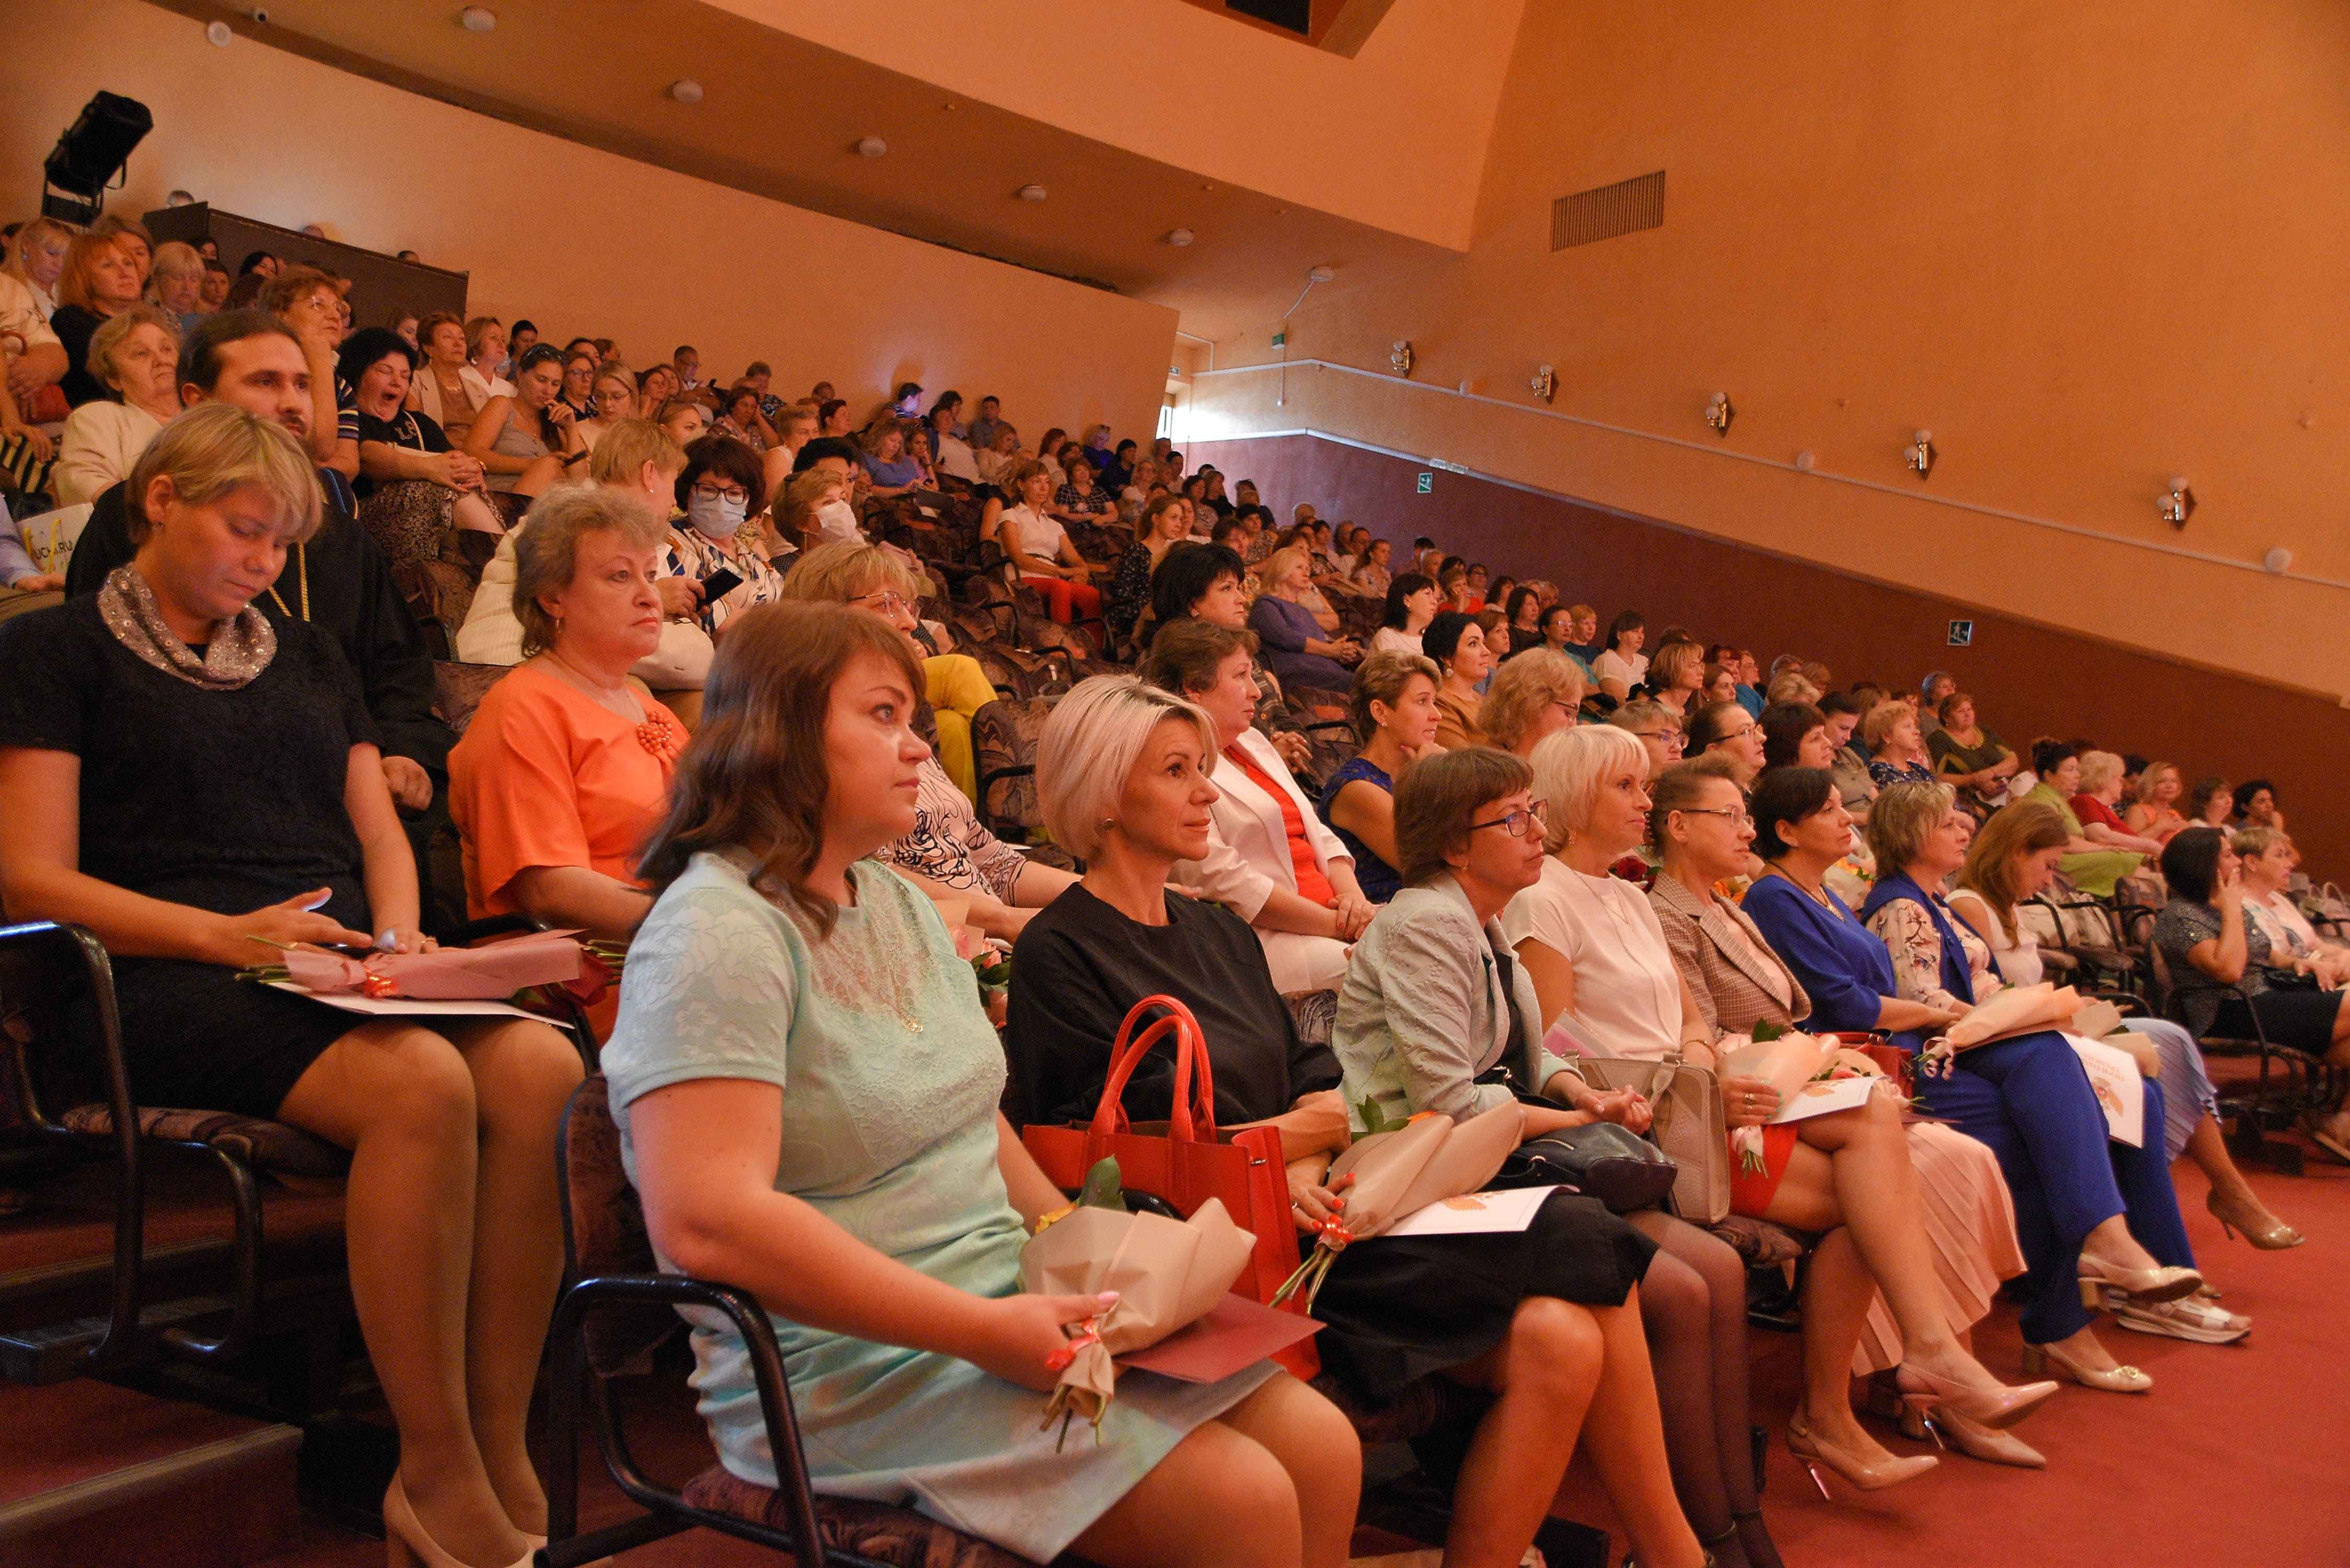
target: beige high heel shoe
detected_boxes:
[2206,1188,2305,1250]
[1786,1412,1939,1494]
[2022,1340,2152,1394]
[2076,1254,2201,1309]
[382,1476,532,1568]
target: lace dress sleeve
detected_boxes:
[1865,899,1968,1012]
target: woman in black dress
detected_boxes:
[0,405,582,1568]
[1010,675,1704,1568]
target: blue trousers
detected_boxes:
[1917,1030,2195,1344]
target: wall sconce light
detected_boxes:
[1390,340,1414,377]
[1531,364,1556,403]
[2159,475,2195,528]
[1905,429,1937,479]
[1704,391,1734,436]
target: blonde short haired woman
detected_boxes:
[1479,648,1583,758]
[0,403,583,1568]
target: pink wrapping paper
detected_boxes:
[282,930,585,999]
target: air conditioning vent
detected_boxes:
[1551,170,1665,250]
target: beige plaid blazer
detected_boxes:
[1648,874,1813,1036]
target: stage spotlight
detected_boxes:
[42,93,152,225]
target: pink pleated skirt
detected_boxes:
[1851,1121,2026,1374]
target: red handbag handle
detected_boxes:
[1089,995,1219,1145]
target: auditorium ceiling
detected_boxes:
[149,0,1499,342]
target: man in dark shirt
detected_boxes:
[63,310,456,915]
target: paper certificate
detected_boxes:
[2063,1034,2147,1148]
[267,982,552,1023]
[1767,1076,1880,1125]
[1379,1184,1562,1240]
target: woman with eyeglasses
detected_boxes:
[1479,648,1583,759]
[1331,746,1712,1568]
[1684,699,1766,789]
[1610,697,1687,777]
[1646,756,2049,1477]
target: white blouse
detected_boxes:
[1370,626,1425,658]
[1594,648,1648,691]
[53,401,165,507]
[1500,858,1684,1057]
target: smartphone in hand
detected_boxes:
[699,567,744,603]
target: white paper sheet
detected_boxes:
[1378,1184,1562,1239]
[2063,1033,2147,1147]
[1767,1075,1879,1125]
[267,982,551,1022]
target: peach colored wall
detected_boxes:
[1192,432,2350,880]
[707,0,1524,249]
[1182,0,2350,699]
[0,0,1175,445]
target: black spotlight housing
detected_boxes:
[42,93,153,224]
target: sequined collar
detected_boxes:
[97,563,276,689]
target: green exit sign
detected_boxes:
[1416,472,1433,494]
[1272,329,1287,348]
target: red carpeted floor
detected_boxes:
[1558,1151,2350,1567]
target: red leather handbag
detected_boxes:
[1829,1030,1914,1099]
[1021,994,1316,1376]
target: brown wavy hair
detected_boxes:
[636,602,923,937]
[1952,801,2070,943]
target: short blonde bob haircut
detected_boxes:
[148,239,204,283]
[584,419,687,488]
[1862,779,1957,871]
[2133,760,2179,807]
[1038,674,1217,862]
[781,539,920,606]
[124,401,321,548]
[511,486,671,657]
[1646,639,1704,693]
[1528,723,1645,853]
[2076,750,2125,795]
[85,303,181,389]
[1480,649,1583,752]
[1765,672,1822,707]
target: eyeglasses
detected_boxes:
[1718,723,1757,741]
[850,590,912,616]
[1470,800,1548,837]
[1631,729,1687,751]
[693,483,750,505]
[1678,805,1753,828]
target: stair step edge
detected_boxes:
[0,1422,303,1539]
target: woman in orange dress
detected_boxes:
[450,485,683,1034]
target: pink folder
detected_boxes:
[1117,1294,1324,1384]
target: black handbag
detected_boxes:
[1497,1122,1680,1214]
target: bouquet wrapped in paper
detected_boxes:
[1270,1101,1523,1310]
[1020,1159,1254,1442]
[1916,982,2082,1078]
[1716,1027,1842,1174]
[243,929,613,1004]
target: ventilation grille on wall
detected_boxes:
[1551,170,1665,250]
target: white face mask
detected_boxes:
[688,490,748,539]
[816,498,860,539]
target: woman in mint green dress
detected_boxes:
[601,601,1360,1568]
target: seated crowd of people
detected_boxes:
[2,206,2346,1568]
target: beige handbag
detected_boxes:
[1576,1057,1730,1224]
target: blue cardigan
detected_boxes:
[1741,873,1918,1050]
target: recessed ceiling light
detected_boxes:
[205,18,233,44]
[1165,228,1195,247]
[458,6,497,32]
[1308,264,1336,282]
[1016,183,1047,202]
[856,136,887,158]
[669,79,704,105]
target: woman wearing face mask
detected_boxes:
[627,436,785,722]
[1423,610,1495,750]
[782,466,863,551]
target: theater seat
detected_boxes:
[542,1075,1099,1567]
[55,1104,348,1180]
